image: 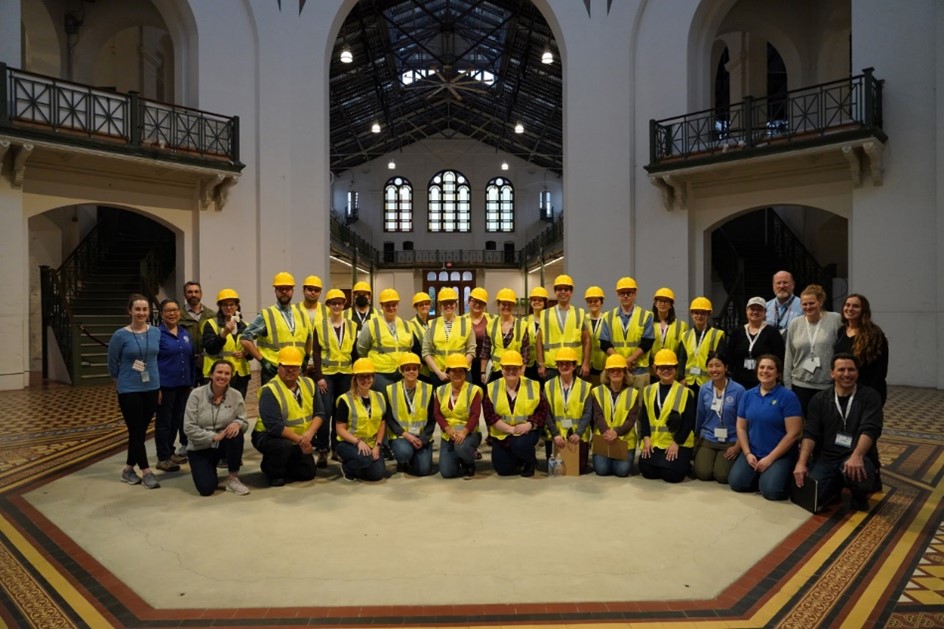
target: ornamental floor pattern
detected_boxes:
[0,381,942,628]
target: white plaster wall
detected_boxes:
[0,180,29,389]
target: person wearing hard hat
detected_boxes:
[345,281,380,335]
[544,347,593,474]
[535,274,591,381]
[250,346,325,486]
[481,288,530,384]
[432,354,484,478]
[483,350,548,477]
[202,289,251,399]
[313,288,358,467]
[422,287,476,386]
[589,354,641,477]
[463,287,492,385]
[599,277,655,393]
[300,275,326,329]
[678,297,726,395]
[525,286,548,381]
[384,353,436,476]
[409,291,434,382]
[639,349,696,483]
[241,272,315,386]
[584,286,607,385]
[335,358,387,482]
[649,288,687,374]
[355,288,416,391]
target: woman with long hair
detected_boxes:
[834,293,889,404]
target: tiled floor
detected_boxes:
[0,381,942,628]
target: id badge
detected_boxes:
[689,366,702,376]
[560,419,574,429]
[834,432,853,448]
[743,358,756,370]
[710,398,723,414]
[408,426,421,436]
[140,370,150,383]
[801,357,819,373]
[132,359,146,372]
[714,427,728,440]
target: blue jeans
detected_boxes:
[491,432,540,475]
[592,453,634,477]
[809,455,878,505]
[438,432,482,478]
[389,437,434,476]
[729,451,795,500]
[336,441,386,481]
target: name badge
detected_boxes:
[714,427,728,440]
[560,419,574,429]
[710,398,723,414]
[801,357,820,373]
[834,432,853,448]
[689,367,702,376]
[140,370,150,383]
[743,358,756,370]
[132,359,146,372]
[408,426,421,436]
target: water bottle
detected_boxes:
[555,452,565,477]
[548,455,559,478]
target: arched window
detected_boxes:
[428,170,470,232]
[485,177,514,232]
[384,176,413,232]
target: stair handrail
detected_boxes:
[763,208,834,302]
[139,230,176,324]
[40,265,78,380]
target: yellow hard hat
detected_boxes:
[216,288,240,304]
[277,346,304,367]
[379,288,400,304]
[690,296,713,312]
[272,272,295,287]
[584,286,605,300]
[616,277,638,292]
[604,354,627,371]
[352,281,371,294]
[469,287,488,303]
[324,288,346,304]
[653,287,676,301]
[653,349,679,367]
[529,286,549,300]
[438,287,459,302]
[399,352,422,369]
[302,275,323,289]
[444,354,469,370]
[555,347,579,363]
[412,292,432,307]
[553,274,574,288]
[495,288,517,303]
[499,350,524,368]
[352,358,375,375]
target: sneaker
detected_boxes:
[342,470,358,482]
[520,462,536,478]
[170,453,189,465]
[141,473,161,489]
[217,459,229,469]
[176,445,189,457]
[464,462,476,478]
[316,450,328,469]
[225,478,250,496]
[121,469,142,485]
[156,459,181,472]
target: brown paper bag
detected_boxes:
[553,441,581,476]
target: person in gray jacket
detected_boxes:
[183,359,250,496]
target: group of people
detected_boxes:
[107,269,887,511]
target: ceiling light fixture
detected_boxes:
[501,162,509,171]
[514,122,524,134]
[340,46,353,64]
[541,47,554,65]
[387,161,396,170]
[371,122,381,133]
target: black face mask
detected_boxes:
[354,295,369,308]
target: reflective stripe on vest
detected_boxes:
[591,385,639,449]
[367,317,414,372]
[606,307,654,368]
[410,317,432,375]
[336,390,386,447]
[257,304,308,365]
[681,327,724,386]
[253,376,316,435]
[643,381,693,449]
[318,317,355,374]
[487,377,540,440]
[436,381,479,440]
[544,377,592,441]
[203,318,250,377]
[387,381,432,436]
[541,306,586,366]
[588,317,607,371]
[487,317,525,371]
[651,319,688,357]
[429,317,470,371]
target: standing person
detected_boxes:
[180,281,215,385]
[465,287,492,386]
[432,354,483,478]
[385,353,436,476]
[600,277,655,391]
[335,358,387,482]
[678,297,726,395]
[590,355,640,478]
[794,353,884,511]
[356,288,414,391]
[481,288,530,384]
[536,274,591,381]
[524,286,548,382]
[766,271,803,336]
[240,272,313,386]
[639,350,695,483]
[155,298,194,473]
[202,289,251,399]
[649,288,687,373]
[300,275,326,327]
[727,297,785,389]
[693,352,745,483]
[422,288,476,386]
[183,359,250,496]
[544,347,593,474]
[783,284,843,416]
[314,289,357,466]
[483,350,548,477]
[107,294,162,489]
[584,286,607,385]
[345,281,379,335]
[409,292,434,382]
[250,347,325,487]
[834,294,889,405]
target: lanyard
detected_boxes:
[590,317,602,335]
[745,323,765,356]
[401,382,416,417]
[355,309,370,326]
[693,327,709,353]
[834,388,856,431]
[443,318,454,340]
[713,380,727,418]
[386,319,399,340]
[659,320,670,344]
[279,306,296,333]
[207,387,225,429]
[555,306,568,332]
[619,307,634,335]
[776,296,795,328]
[559,378,572,406]
[131,326,150,361]
[333,321,345,345]
[806,319,821,353]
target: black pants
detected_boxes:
[639,447,692,483]
[251,432,316,483]
[155,385,190,460]
[491,432,540,475]
[189,435,245,496]
[118,390,159,470]
[791,385,821,418]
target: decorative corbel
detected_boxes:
[662,175,687,210]
[199,174,224,210]
[862,141,884,186]
[841,145,862,188]
[214,175,239,211]
[649,175,674,210]
[12,143,33,188]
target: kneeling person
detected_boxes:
[433,354,483,478]
[545,347,593,474]
[385,353,435,476]
[639,349,695,483]
[335,358,387,482]
[589,355,640,477]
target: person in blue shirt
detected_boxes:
[155,299,195,473]
[728,354,803,500]
[693,352,745,483]
[765,271,803,336]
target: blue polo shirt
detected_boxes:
[736,384,802,458]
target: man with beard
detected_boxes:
[241,272,312,385]
[765,271,803,336]
[180,280,215,385]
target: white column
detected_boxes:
[0,181,29,388]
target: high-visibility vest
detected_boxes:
[651,319,688,360]
[316,316,356,375]
[587,316,607,371]
[487,377,540,440]
[680,327,725,386]
[591,385,639,450]
[487,317,527,373]
[544,376,592,442]
[525,314,540,367]
[365,316,414,372]
[344,307,381,334]
[540,306,587,367]
[410,315,432,377]
[386,381,433,437]
[427,316,470,372]
[336,390,386,448]
[253,376,317,435]
[643,381,693,449]
[303,302,326,330]
[435,381,480,441]
[605,306,654,368]
[256,303,309,365]
[203,319,250,377]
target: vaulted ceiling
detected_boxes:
[329,0,562,175]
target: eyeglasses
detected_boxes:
[440,301,457,307]
[162,308,180,313]
[555,287,572,292]
[356,374,374,380]
[656,365,677,371]
[304,287,322,292]
[617,291,636,297]
[470,299,486,307]
[280,365,301,371]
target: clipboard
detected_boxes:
[790,476,821,513]
[591,434,628,461]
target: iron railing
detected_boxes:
[711,229,746,333]
[765,209,834,299]
[1,63,242,169]
[647,68,885,171]
[40,265,78,378]
[380,249,520,268]
[522,214,564,265]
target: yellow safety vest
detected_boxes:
[544,377,592,442]
[643,381,693,449]
[487,317,527,373]
[316,316,356,375]
[606,306,654,369]
[651,319,688,359]
[541,306,587,367]
[256,303,309,366]
[303,302,326,330]
[525,313,540,367]
[410,316,432,377]
[587,316,607,371]
[680,327,725,386]
[487,377,540,440]
[427,316,470,372]
[366,316,414,372]
[344,307,381,333]
[203,319,250,377]
[386,381,432,437]
[591,385,639,450]
[336,390,386,448]
[436,381,480,440]
[253,376,317,435]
